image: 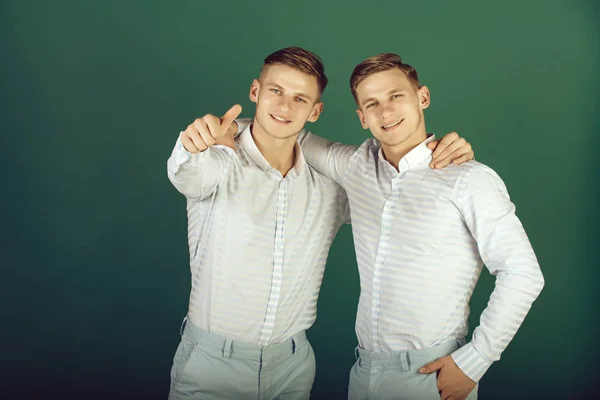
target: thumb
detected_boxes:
[220,104,243,132]
[419,358,444,374]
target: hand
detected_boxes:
[419,355,476,400]
[427,132,474,169]
[181,104,242,154]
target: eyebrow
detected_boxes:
[266,83,315,102]
[360,88,406,106]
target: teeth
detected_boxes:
[272,115,289,122]
[383,120,401,129]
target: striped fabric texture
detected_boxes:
[294,130,544,382]
[167,126,349,346]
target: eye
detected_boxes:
[391,93,404,99]
[270,88,281,94]
[295,97,307,103]
[366,102,376,109]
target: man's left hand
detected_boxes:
[427,132,474,169]
[419,355,476,400]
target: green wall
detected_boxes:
[1,1,598,398]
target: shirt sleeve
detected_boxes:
[450,164,545,382]
[166,132,237,200]
[296,130,359,186]
[234,118,253,137]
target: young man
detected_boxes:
[287,54,544,399]
[167,47,472,399]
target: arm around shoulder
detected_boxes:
[297,130,360,185]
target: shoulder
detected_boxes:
[361,137,379,152]
[351,138,380,162]
[445,161,510,207]
[453,161,505,187]
[426,160,501,182]
[414,160,505,199]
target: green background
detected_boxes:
[1,0,598,398]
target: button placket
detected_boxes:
[371,178,402,350]
[259,178,287,345]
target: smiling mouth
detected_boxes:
[382,119,403,130]
[270,114,291,123]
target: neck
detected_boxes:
[251,120,297,177]
[381,129,428,171]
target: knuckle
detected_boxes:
[203,114,218,125]
[186,129,197,139]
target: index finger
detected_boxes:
[431,132,459,158]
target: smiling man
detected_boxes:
[166,47,346,400]
[167,47,473,399]
[292,54,545,399]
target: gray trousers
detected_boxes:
[168,318,315,400]
[348,340,479,400]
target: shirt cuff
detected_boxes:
[174,132,209,166]
[450,342,493,382]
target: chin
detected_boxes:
[267,127,300,140]
[376,132,407,146]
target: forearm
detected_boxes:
[167,134,235,199]
[452,164,545,381]
[451,259,544,381]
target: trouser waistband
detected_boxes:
[180,317,308,360]
[356,339,466,371]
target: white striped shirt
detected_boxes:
[295,131,545,382]
[167,125,349,345]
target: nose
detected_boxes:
[380,102,394,119]
[278,96,292,112]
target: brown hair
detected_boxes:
[260,47,328,96]
[350,53,420,104]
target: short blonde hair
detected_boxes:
[260,47,328,96]
[350,53,420,103]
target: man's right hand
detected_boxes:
[181,104,242,154]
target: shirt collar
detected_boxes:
[378,134,437,175]
[240,124,306,176]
